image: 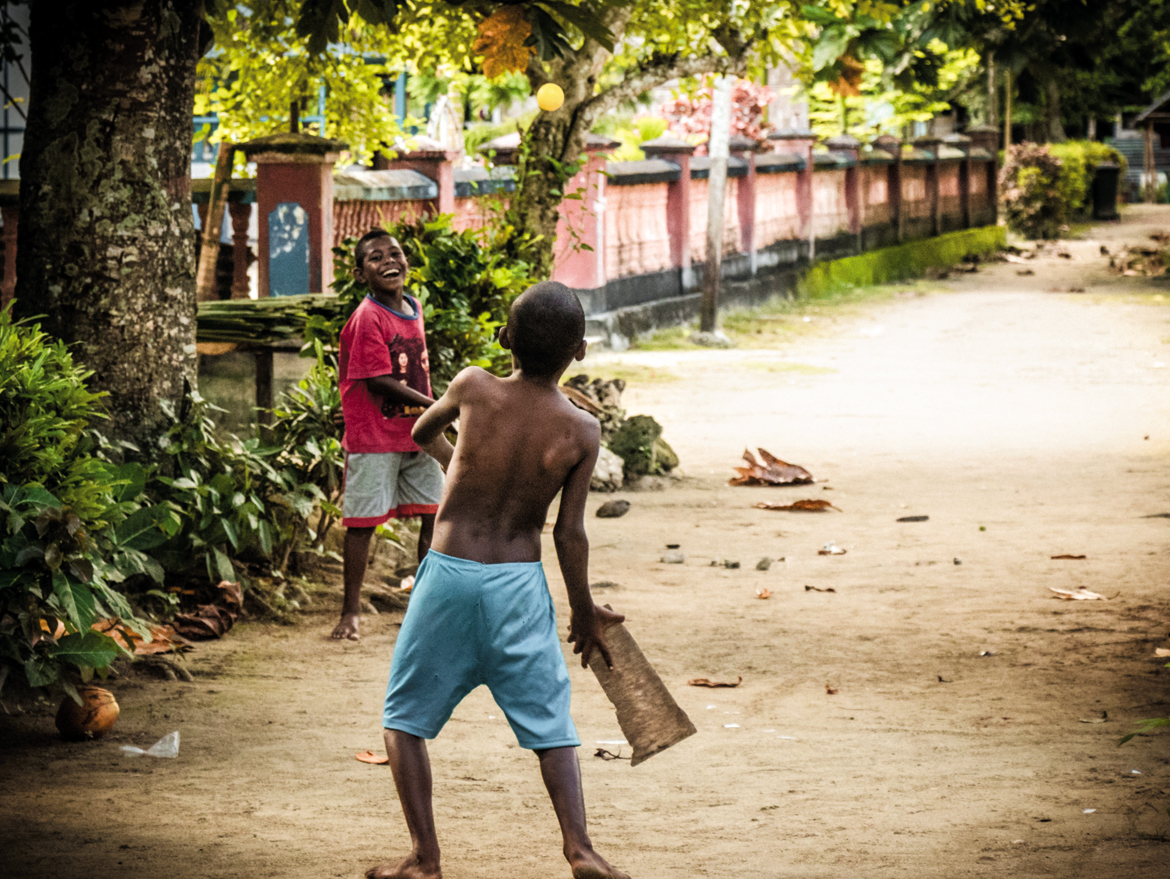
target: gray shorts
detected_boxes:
[341,451,443,527]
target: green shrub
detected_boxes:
[0,308,165,699]
[1000,143,1066,239]
[1049,140,1127,217]
[144,393,328,586]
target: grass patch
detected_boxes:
[570,362,681,383]
[631,226,1004,351]
[740,361,837,375]
[634,280,938,350]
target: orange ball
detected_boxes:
[537,83,564,112]
[56,687,120,741]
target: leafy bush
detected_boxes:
[323,213,542,394]
[1049,140,1127,217]
[145,393,328,586]
[1000,143,1066,239]
[0,308,164,699]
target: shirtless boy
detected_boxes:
[368,281,629,879]
[334,230,442,641]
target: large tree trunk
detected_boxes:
[13,0,204,453]
[1045,77,1066,143]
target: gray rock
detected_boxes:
[689,330,734,348]
[596,499,631,518]
[724,560,741,569]
[661,551,686,564]
[591,445,625,492]
[756,557,773,571]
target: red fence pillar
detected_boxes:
[873,135,903,242]
[238,132,347,297]
[826,134,862,248]
[729,134,759,272]
[914,135,943,237]
[767,129,816,249]
[641,134,697,286]
[382,135,459,217]
[551,134,618,291]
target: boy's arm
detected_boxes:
[411,369,473,471]
[365,374,434,412]
[554,418,625,669]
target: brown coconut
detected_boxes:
[55,687,120,741]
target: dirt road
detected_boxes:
[4,210,1170,878]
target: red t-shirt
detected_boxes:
[339,295,432,453]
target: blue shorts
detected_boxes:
[382,550,580,751]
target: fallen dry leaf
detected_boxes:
[755,588,773,600]
[804,585,837,593]
[730,448,814,486]
[817,543,846,556]
[755,499,840,512]
[92,619,190,655]
[171,580,243,640]
[355,750,389,765]
[1155,648,1170,658]
[687,676,743,688]
[1048,586,1108,601]
[825,684,839,695]
[1051,554,1087,560]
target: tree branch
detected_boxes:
[579,48,751,131]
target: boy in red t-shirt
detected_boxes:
[332,230,444,641]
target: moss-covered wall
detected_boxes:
[799,225,1007,299]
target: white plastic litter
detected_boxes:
[723,723,740,729]
[596,740,627,745]
[120,730,180,758]
[1083,809,1096,814]
[1130,769,1142,775]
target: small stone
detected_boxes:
[689,330,734,348]
[724,560,741,569]
[596,499,631,518]
[756,557,773,571]
[590,446,625,492]
[661,551,685,564]
[953,557,962,565]
[591,581,620,590]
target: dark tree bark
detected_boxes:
[13,0,204,453]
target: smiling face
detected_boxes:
[355,235,408,300]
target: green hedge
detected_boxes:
[799,226,1007,297]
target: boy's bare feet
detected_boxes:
[331,612,360,640]
[365,853,440,879]
[569,849,630,879]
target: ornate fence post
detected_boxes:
[768,128,816,259]
[826,134,862,252]
[914,135,943,236]
[551,134,618,293]
[873,135,903,243]
[641,134,698,289]
[238,132,347,299]
[943,133,973,229]
[382,135,459,217]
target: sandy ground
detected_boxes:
[4,209,1170,879]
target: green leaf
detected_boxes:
[51,631,122,670]
[53,571,97,630]
[112,462,146,502]
[221,516,239,550]
[212,547,235,583]
[24,654,57,687]
[114,506,170,550]
[21,486,61,510]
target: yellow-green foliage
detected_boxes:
[799,226,1007,297]
[1048,140,1127,217]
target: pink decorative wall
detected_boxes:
[604,182,672,280]
[811,169,850,238]
[689,177,741,264]
[754,172,801,248]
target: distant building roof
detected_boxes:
[1132,90,1170,125]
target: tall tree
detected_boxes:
[12,0,205,452]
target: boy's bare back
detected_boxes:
[421,367,599,565]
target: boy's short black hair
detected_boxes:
[355,229,394,269]
[507,281,585,377]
